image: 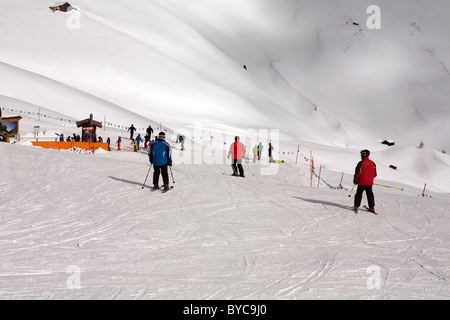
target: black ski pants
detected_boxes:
[153,164,169,187]
[232,159,244,176]
[354,185,375,208]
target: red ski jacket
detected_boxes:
[354,157,377,186]
[229,141,246,160]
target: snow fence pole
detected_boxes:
[142,164,152,189]
[373,183,404,191]
[169,165,175,184]
[317,165,322,188]
[348,184,356,197]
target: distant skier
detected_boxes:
[131,139,137,152]
[128,124,136,140]
[257,142,264,160]
[117,136,122,151]
[144,134,150,148]
[252,144,258,163]
[149,132,172,191]
[56,133,64,142]
[353,149,377,213]
[227,136,246,177]
[107,137,111,151]
[179,134,185,150]
[136,134,143,150]
[268,142,274,163]
[146,125,154,140]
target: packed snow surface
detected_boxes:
[1,137,450,299]
[1,0,450,299]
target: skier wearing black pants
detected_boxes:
[353,150,377,212]
[147,125,154,140]
[128,124,136,140]
[149,132,172,191]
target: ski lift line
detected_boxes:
[2,106,437,197]
[1,107,182,135]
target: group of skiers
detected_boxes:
[124,124,378,211]
[117,124,154,152]
[252,142,274,163]
[56,132,109,143]
[127,125,154,146]
[228,142,377,212]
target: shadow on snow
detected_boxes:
[293,197,354,212]
[109,176,151,189]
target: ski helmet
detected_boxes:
[158,132,165,139]
[360,149,370,158]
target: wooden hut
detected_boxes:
[76,114,102,142]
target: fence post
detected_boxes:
[310,153,314,187]
[317,165,322,188]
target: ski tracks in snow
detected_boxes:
[1,144,450,299]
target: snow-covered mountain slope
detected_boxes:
[1,0,450,301]
[1,0,449,150]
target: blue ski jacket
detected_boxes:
[149,138,172,166]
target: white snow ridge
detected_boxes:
[1,0,449,303]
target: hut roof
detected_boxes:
[2,116,23,121]
[76,114,102,128]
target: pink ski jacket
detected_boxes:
[229,141,246,160]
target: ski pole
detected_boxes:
[348,184,357,198]
[373,183,404,191]
[142,164,152,189]
[169,165,175,183]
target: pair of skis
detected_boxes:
[142,164,175,193]
[222,173,245,178]
[353,205,378,215]
[150,186,174,193]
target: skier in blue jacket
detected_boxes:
[257,142,264,160]
[136,134,143,150]
[149,132,172,190]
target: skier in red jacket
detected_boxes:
[228,136,246,177]
[353,149,377,212]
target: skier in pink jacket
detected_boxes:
[228,136,246,177]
